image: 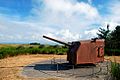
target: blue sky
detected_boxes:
[0,0,32,17]
[0,0,120,44]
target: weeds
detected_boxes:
[111,59,120,80]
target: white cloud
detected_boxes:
[103,0,120,31]
[39,0,120,42]
[44,29,81,42]
[0,0,101,43]
[30,0,101,41]
[56,29,81,41]
[85,29,98,38]
[84,0,120,38]
[2,0,120,43]
[41,0,100,19]
[108,1,120,23]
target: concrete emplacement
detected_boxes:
[22,58,110,79]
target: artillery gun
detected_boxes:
[43,35,104,65]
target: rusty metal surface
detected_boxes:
[73,39,104,64]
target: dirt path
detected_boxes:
[0,55,120,80]
[0,54,66,80]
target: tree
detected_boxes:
[97,24,110,40]
[111,25,120,41]
[97,24,111,55]
[105,25,120,55]
[110,25,120,49]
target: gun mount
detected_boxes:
[43,35,105,65]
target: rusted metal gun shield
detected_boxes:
[69,39,105,64]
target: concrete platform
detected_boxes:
[22,59,110,79]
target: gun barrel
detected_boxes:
[43,35,70,46]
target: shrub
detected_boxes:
[111,61,120,80]
[30,42,40,45]
[39,45,45,48]
[0,54,3,59]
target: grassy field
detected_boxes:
[0,44,120,80]
[0,44,68,59]
[0,54,67,80]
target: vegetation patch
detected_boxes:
[0,44,68,59]
[111,62,120,80]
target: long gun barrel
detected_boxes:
[43,35,70,46]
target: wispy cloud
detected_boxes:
[30,0,101,41]
[0,0,120,43]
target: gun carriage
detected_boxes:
[43,35,104,64]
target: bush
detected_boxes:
[0,54,3,59]
[30,42,40,45]
[111,62,120,80]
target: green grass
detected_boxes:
[0,44,68,59]
[111,61,120,80]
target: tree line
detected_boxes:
[97,24,120,56]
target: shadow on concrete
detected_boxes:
[34,62,96,71]
[34,63,73,71]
